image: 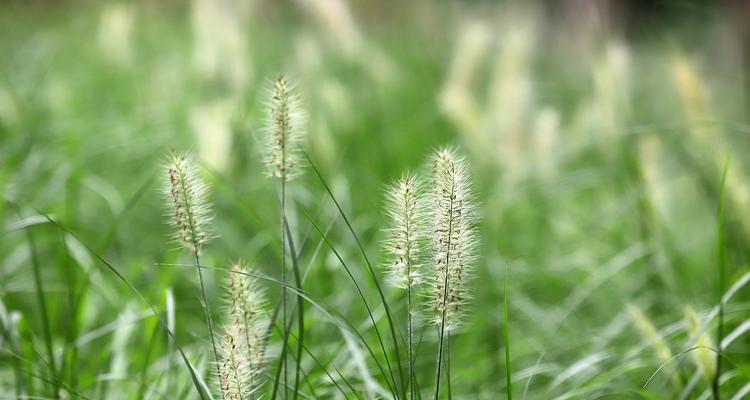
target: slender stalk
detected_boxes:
[446,333,452,400]
[405,184,417,400]
[504,266,513,400]
[407,283,415,400]
[434,169,455,400]
[263,75,306,399]
[384,173,424,400]
[429,149,475,400]
[270,321,290,400]
[175,167,221,395]
[713,156,730,400]
[270,184,302,400]
[194,251,221,392]
[284,217,305,400]
[281,178,288,400]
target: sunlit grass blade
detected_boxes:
[302,149,406,397]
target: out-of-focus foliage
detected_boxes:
[1,0,749,398]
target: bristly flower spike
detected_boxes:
[218,328,249,400]
[429,147,477,331]
[429,147,478,400]
[383,173,425,290]
[263,75,306,181]
[217,263,268,399]
[383,172,426,400]
[164,149,222,389]
[164,150,214,254]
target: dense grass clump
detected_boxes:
[1,1,750,399]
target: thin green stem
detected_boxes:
[504,265,513,400]
[446,333,452,400]
[281,177,288,400]
[713,155,730,400]
[434,166,456,400]
[270,317,291,400]
[407,285,415,400]
[284,217,305,399]
[176,170,222,395]
[193,251,221,397]
[404,184,416,400]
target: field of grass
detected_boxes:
[1,1,750,399]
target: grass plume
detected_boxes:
[684,306,717,384]
[217,263,267,400]
[263,75,306,181]
[165,151,214,253]
[626,304,682,391]
[164,150,220,384]
[261,74,307,399]
[428,147,477,399]
[383,173,425,399]
[384,173,425,290]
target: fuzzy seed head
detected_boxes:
[684,306,716,383]
[626,304,673,365]
[217,263,267,399]
[383,173,425,289]
[428,148,477,330]
[626,304,683,390]
[164,151,214,253]
[218,329,250,400]
[263,75,306,181]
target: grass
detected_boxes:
[1,1,750,399]
[504,264,512,400]
[713,156,729,400]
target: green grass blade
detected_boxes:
[284,320,354,400]
[302,149,405,398]
[504,265,513,400]
[12,205,59,399]
[136,314,161,400]
[37,211,211,400]
[713,155,730,400]
[300,207,398,398]
[96,171,156,252]
[0,298,28,396]
[283,217,305,399]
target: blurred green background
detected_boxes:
[1,0,750,399]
